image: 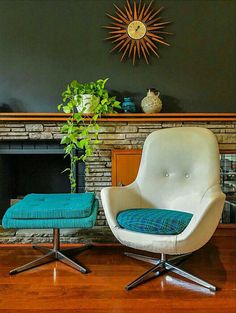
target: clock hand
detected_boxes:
[135,25,140,32]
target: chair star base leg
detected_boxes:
[125,262,166,290]
[165,261,217,291]
[125,252,217,292]
[124,252,161,265]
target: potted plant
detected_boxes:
[58,78,120,193]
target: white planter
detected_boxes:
[76,94,99,113]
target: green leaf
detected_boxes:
[94,123,100,131]
[70,80,79,88]
[60,136,71,144]
[65,144,74,154]
[78,139,89,148]
[61,124,69,132]
[57,104,63,111]
[73,113,82,121]
[63,106,72,114]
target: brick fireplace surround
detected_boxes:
[0,113,235,244]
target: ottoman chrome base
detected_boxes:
[10,228,91,275]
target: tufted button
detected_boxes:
[185,173,190,178]
[165,173,169,177]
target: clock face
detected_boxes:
[104,0,172,65]
[127,21,146,40]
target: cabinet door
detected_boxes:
[112,150,142,186]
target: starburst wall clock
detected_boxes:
[103,0,172,65]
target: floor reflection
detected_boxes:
[164,274,216,295]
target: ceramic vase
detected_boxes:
[122,97,136,113]
[141,89,162,113]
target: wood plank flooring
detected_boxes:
[0,233,235,313]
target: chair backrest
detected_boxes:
[135,127,221,213]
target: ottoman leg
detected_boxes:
[32,245,53,254]
[53,228,90,273]
[10,251,55,275]
[57,251,88,273]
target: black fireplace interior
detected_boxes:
[0,141,85,220]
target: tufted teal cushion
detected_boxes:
[3,193,96,219]
[117,208,193,235]
[2,200,98,229]
[2,193,98,229]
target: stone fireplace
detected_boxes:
[0,113,235,243]
[0,125,85,220]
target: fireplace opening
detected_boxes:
[0,140,85,220]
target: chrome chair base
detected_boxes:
[125,252,217,292]
[10,228,92,275]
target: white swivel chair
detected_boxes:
[101,127,225,291]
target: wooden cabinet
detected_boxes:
[112,150,142,186]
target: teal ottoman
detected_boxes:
[2,193,98,275]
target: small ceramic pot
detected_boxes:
[122,97,136,113]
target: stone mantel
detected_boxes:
[0,112,236,122]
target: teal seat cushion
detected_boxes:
[2,193,98,229]
[2,200,98,229]
[4,193,95,219]
[117,208,193,235]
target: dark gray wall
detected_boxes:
[0,0,235,113]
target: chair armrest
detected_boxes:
[177,184,226,253]
[200,184,226,208]
[193,184,226,228]
[101,183,141,228]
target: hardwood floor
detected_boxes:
[0,232,235,313]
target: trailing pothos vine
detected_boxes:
[58,78,120,193]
